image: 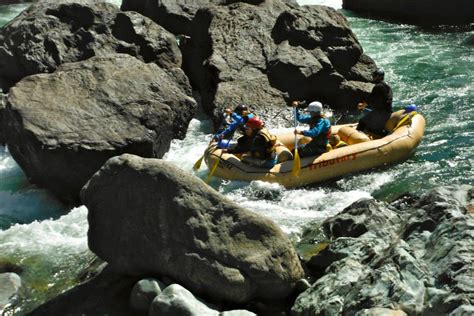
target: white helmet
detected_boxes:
[306,101,323,114]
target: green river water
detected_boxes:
[0,1,472,314]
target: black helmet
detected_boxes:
[372,68,385,79]
[234,103,248,115]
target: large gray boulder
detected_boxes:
[292,186,474,315]
[4,54,196,204]
[0,1,182,91]
[121,0,297,36]
[81,154,305,304]
[122,0,375,122]
[342,0,474,25]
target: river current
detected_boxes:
[0,0,472,314]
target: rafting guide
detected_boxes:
[356,68,393,137]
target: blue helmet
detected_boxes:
[404,104,417,113]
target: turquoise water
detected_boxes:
[0,0,472,314]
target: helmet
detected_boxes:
[306,101,323,114]
[245,117,263,129]
[404,104,417,113]
[372,68,385,79]
[234,103,248,115]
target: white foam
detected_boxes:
[0,207,89,258]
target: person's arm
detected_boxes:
[215,113,245,139]
[303,119,330,137]
[295,109,312,124]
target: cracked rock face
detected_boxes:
[293,186,474,315]
[81,154,305,304]
[122,0,376,123]
[0,1,182,91]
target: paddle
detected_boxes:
[292,107,301,177]
[193,140,211,171]
[194,111,231,171]
[205,150,224,184]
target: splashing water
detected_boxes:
[0,0,472,314]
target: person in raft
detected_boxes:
[356,68,393,137]
[221,117,278,168]
[213,103,255,141]
[329,134,348,149]
[292,101,331,157]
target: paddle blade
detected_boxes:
[292,149,301,177]
[205,157,220,184]
[193,155,204,171]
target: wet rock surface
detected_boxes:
[4,54,195,204]
[81,154,305,304]
[122,0,376,123]
[294,185,474,315]
[0,1,182,91]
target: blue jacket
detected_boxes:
[296,110,331,139]
[215,113,255,139]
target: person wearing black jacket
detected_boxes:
[357,68,393,136]
[222,117,277,168]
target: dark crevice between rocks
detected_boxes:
[306,247,347,281]
[43,38,61,66]
[0,260,24,275]
[272,12,319,50]
[45,4,95,33]
[181,9,217,116]
[112,13,155,64]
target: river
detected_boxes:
[0,0,472,314]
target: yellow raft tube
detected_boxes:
[203,110,426,187]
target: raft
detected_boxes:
[203,110,426,187]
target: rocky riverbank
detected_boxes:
[1,1,472,315]
[21,156,473,314]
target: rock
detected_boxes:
[81,154,304,304]
[342,0,474,25]
[149,284,257,316]
[0,273,21,313]
[356,308,407,316]
[149,284,218,316]
[122,0,375,123]
[0,1,182,90]
[130,278,166,312]
[28,265,139,316]
[4,54,195,204]
[292,186,474,315]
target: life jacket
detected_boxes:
[251,128,277,159]
[333,140,348,149]
[308,116,331,146]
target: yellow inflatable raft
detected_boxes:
[203,110,425,187]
